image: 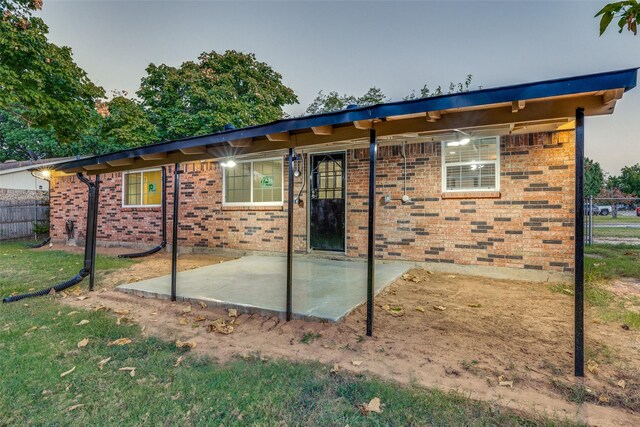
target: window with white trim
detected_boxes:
[223,158,283,205]
[123,169,162,206]
[442,137,500,192]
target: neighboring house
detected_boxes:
[0,157,74,240]
[47,69,637,281]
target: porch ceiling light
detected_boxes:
[446,138,470,147]
[220,159,237,168]
[31,168,52,181]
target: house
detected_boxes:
[45,68,638,376]
[0,157,74,240]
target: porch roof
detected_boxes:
[56,67,638,175]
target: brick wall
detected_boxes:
[50,130,575,272]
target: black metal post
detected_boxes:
[161,166,167,245]
[171,164,182,302]
[366,129,377,337]
[76,173,96,274]
[286,148,295,321]
[575,107,585,377]
[89,175,100,291]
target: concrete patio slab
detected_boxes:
[117,255,412,321]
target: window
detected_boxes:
[442,137,499,192]
[223,158,283,205]
[123,169,162,206]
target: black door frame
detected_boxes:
[307,150,347,253]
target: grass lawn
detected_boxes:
[0,242,575,426]
[593,227,640,239]
[592,216,640,223]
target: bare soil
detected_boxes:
[59,252,640,426]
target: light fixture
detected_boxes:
[446,138,470,147]
[31,168,52,181]
[220,159,237,168]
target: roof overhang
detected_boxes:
[55,67,638,175]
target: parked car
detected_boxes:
[596,205,612,216]
[584,203,600,215]
[637,207,640,217]
[615,203,634,211]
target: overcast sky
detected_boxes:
[39,0,639,175]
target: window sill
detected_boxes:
[221,205,284,212]
[441,191,501,200]
[121,206,162,211]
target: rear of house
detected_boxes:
[48,130,574,278]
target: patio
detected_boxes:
[117,255,411,321]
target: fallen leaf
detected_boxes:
[98,357,111,370]
[415,306,425,313]
[228,308,238,318]
[66,311,79,316]
[25,325,38,333]
[382,304,404,317]
[67,404,84,412]
[113,309,129,315]
[330,363,340,373]
[108,338,132,347]
[498,375,513,387]
[194,315,206,322]
[410,276,422,283]
[198,302,207,309]
[468,303,482,308]
[179,317,189,325]
[402,273,411,280]
[118,367,136,377]
[60,366,76,378]
[206,318,234,335]
[587,359,598,374]
[77,338,89,348]
[174,355,186,367]
[617,379,626,389]
[175,340,197,349]
[599,395,609,403]
[41,389,52,396]
[433,305,446,311]
[77,296,89,301]
[77,320,90,326]
[182,305,192,314]
[361,397,383,414]
[352,360,363,366]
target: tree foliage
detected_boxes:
[0,0,105,143]
[584,157,605,197]
[100,95,158,150]
[596,1,639,35]
[137,50,298,141]
[608,163,640,195]
[305,75,473,115]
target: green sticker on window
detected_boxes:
[260,176,274,188]
[148,183,157,192]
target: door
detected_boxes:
[309,152,346,252]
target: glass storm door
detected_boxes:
[309,152,346,252]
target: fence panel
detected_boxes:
[586,197,640,245]
[0,200,49,241]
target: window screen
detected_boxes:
[224,159,283,205]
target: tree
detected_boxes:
[584,157,605,197]
[137,50,298,141]
[613,164,640,195]
[100,95,158,150]
[596,1,639,35]
[597,186,634,218]
[305,87,387,115]
[0,0,105,143]
[305,75,474,115]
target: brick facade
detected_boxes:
[50,130,575,273]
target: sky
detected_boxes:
[38,0,640,175]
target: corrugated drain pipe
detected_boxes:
[3,173,98,303]
[118,166,167,259]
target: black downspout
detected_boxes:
[366,128,377,337]
[118,166,167,258]
[575,107,585,377]
[89,175,100,291]
[2,173,97,303]
[286,148,295,321]
[171,164,182,302]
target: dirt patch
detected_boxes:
[61,262,640,426]
[609,278,640,298]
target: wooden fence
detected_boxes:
[0,200,49,241]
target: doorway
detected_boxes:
[309,152,346,252]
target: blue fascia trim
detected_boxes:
[57,67,637,171]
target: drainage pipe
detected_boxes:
[118,166,167,259]
[27,236,51,248]
[3,173,98,303]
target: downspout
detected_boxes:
[3,173,98,303]
[118,166,167,258]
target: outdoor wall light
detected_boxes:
[220,160,237,168]
[31,168,52,181]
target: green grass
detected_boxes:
[550,245,640,329]
[593,227,640,239]
[592,215,640,223]
[0,242,578,425]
